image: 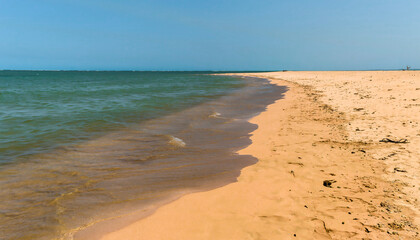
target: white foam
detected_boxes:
[168,135,186,147]
[209,111,221,118]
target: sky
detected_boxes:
[0,0,419,71]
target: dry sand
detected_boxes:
[100,71,419,239]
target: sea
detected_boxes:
[0,71,286,239]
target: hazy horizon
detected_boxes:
[1,68,418,72]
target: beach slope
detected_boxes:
[100,71,419,239]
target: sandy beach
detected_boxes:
[99,71,420,239]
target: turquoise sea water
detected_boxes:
[0,71,285,240]
[0,71,244,164]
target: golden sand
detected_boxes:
[99,71,419,239]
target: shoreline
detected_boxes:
[73,76,286,239]
[98,71,419,239]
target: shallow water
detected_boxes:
[0,71,246,165]
[0,71,286,239]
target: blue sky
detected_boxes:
[0,0,419,70]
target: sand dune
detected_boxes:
[100,71,419,239]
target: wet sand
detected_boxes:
[99,71,419,239]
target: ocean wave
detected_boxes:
[209,111,221,118]
[167,135,186,147]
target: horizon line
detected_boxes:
[0,68,417,72]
